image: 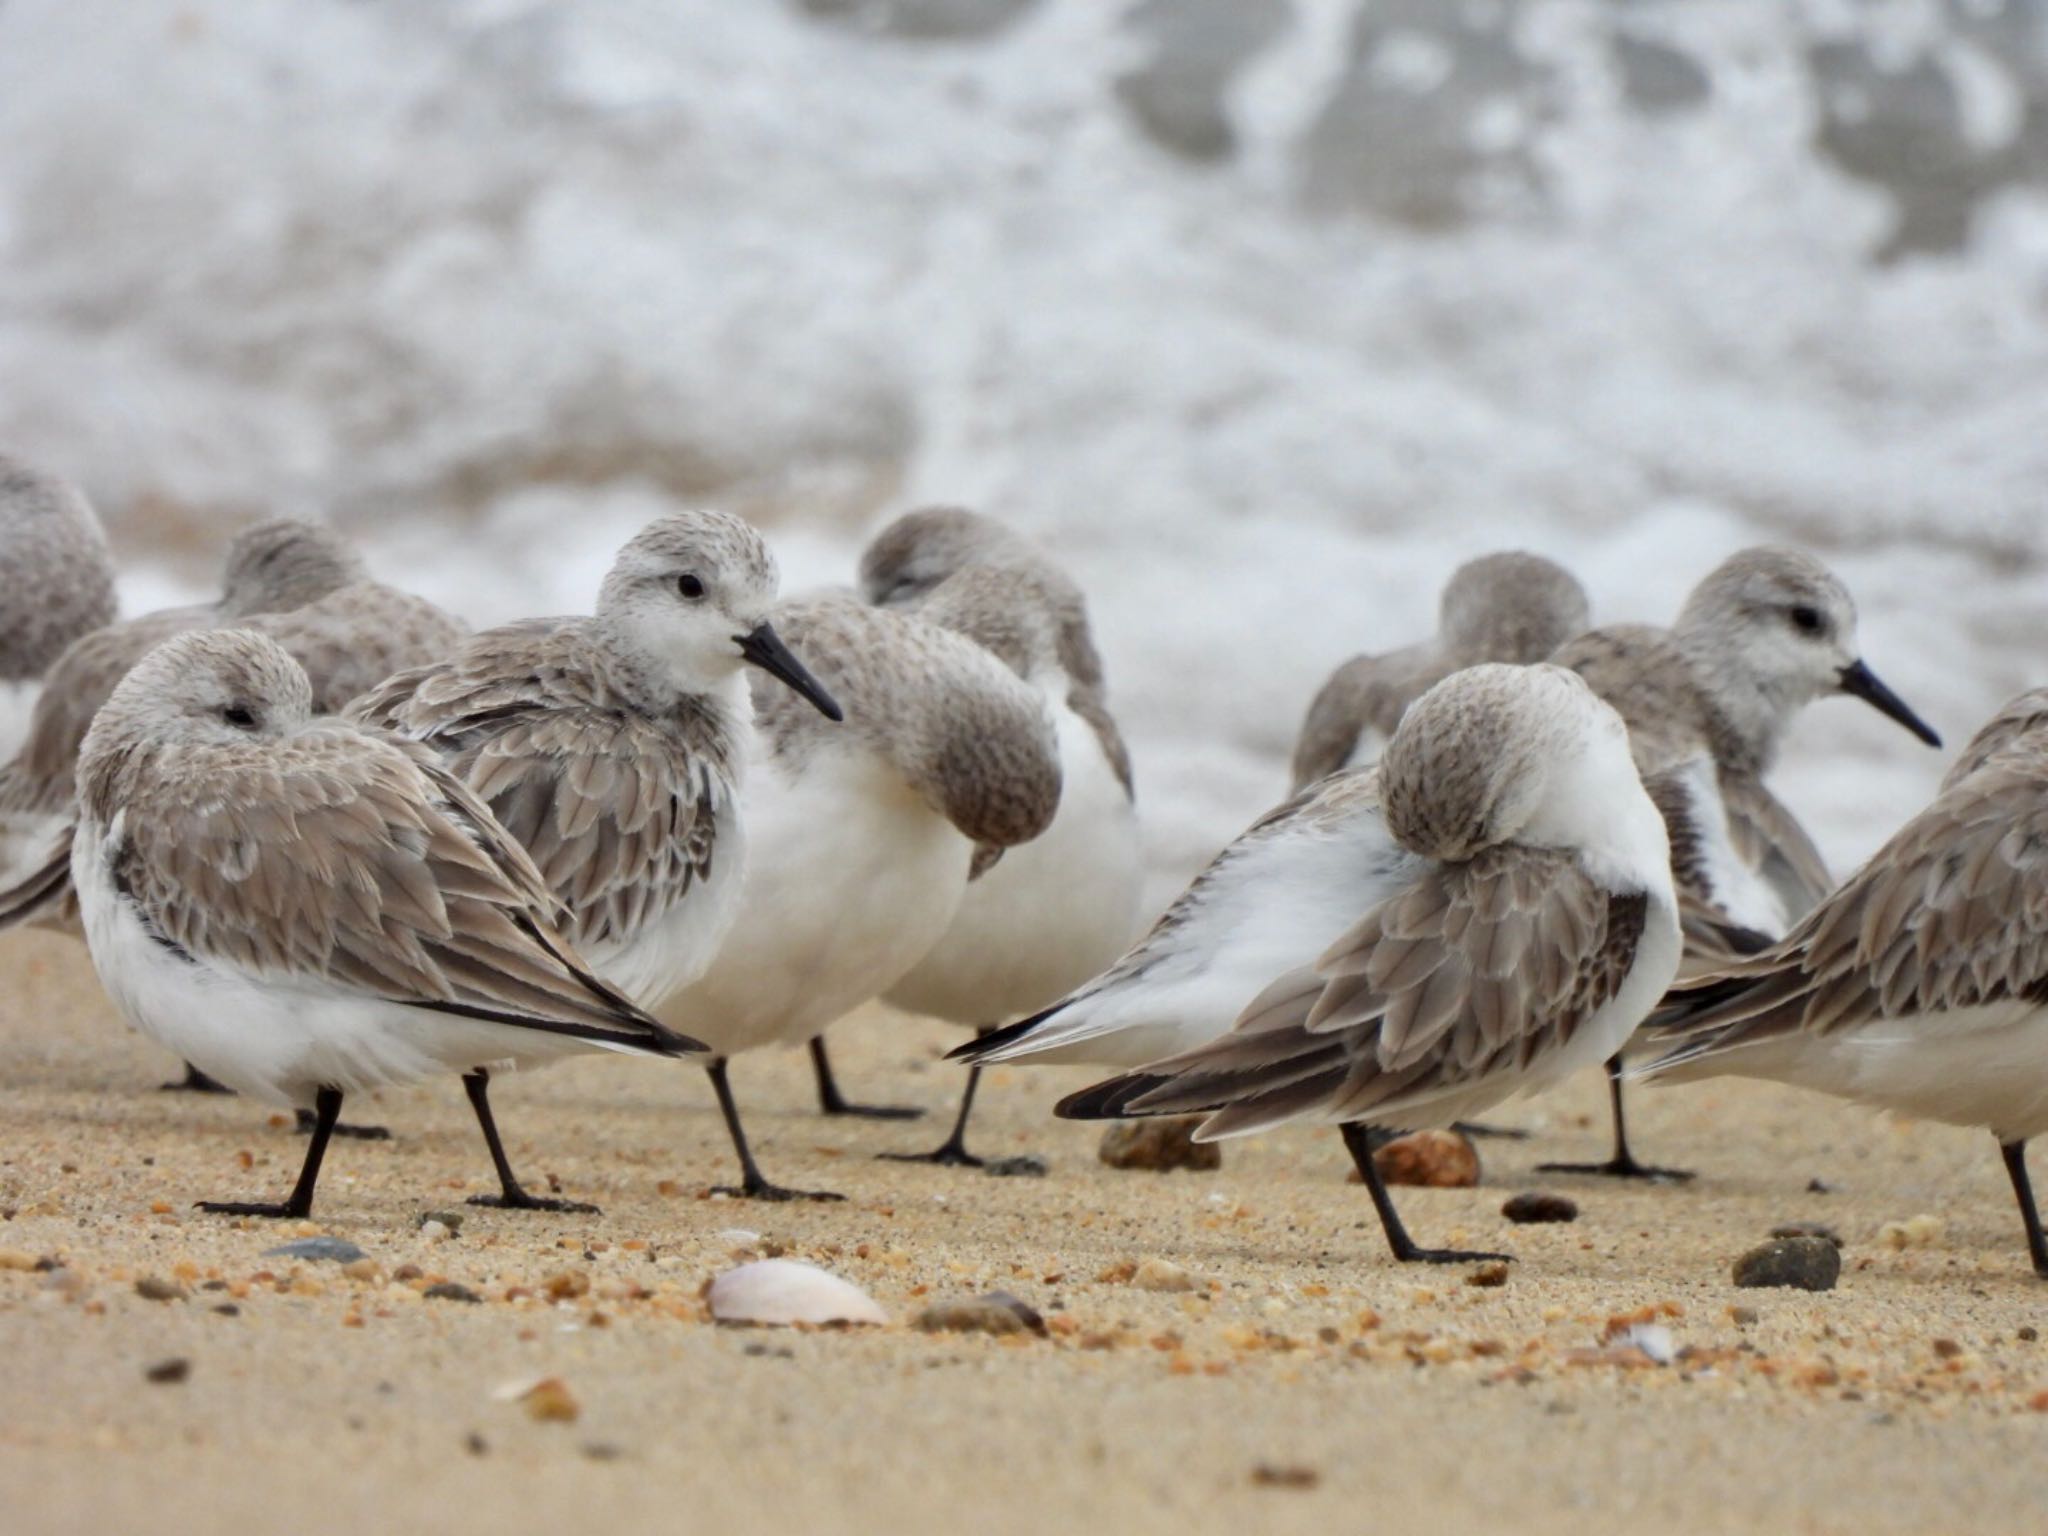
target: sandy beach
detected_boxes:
[3,922,2046,1536]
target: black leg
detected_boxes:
[1340,1123,1512,1266]
[462,1069,598,1214]
[879,1061,986,1168]
[295,1106,391,1141]
[199,1085,341,1218]
[162,1062,233,1094]
[1999,1139,2048,1280]
[707,1058,843,1202]
[810,1036,925,1120]
[1535,1056,1696,1182]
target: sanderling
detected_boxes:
[854,509,1141,1169]
[0,455,116,761]
[1642,692,2048,1277]
[65,629,700,1219]
[1541,546,1942,1180]
[651,586,1062,1199]
[974,664,1680,1265]
[0,518,383,879]
[1290,552,1589,791]
[352,512,844,1197]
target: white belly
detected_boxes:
[655,751,972,1057]
[885,704,1141,1028]
[74,812,632,1107]
[586,803,747,1006]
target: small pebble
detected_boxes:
[1732,1236,1840,1292]
[464,1432,489,1457]
[1878,1214,1944,1250]
[517,1378,580,1424]
[581,1442,625,1462]
[0,1249,38,1272]
[263,1237,367,1265]
[1131,1258,1203,1293]
[1365,1130,1479,1189]
[1501,1192,1578,1224]
[418,1221,454,1244]
[1769,1221,1843,1249]
[1097,1119,1221,1173]
[915,1291,1046,1337]
[134,1276,187,1302]
[418,1211,466,1234]
[1728,1306,1759,1327]
[983,1155,1050,1179]
[423,1282,483,1304]
[2019,1326,2038,1343]
[144,1357,191,1385]
[1466,1262,1511,1288]
[1250,1465,1320,1490]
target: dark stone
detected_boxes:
[423,1282,483,1304]
[984,1154,1049,1178]
[1732,1236,1841,1292]
[914,1289,1048,1336]
[1501,1192,1579,1224]
[134,1275,187,1302]
[144,1357,191,1385]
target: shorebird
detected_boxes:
[1290,552,1589,790]
[1641,691,2048,1278]
[852,509,1141,1169]
[1541,546,1942,1179]
[0,455,116,761]
[967,664,1681,1264]
[352,512,846,1195]
[60,629,699,1219]
[650,585,1062,1199]
[0,518,390,880]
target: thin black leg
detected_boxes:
[295,1106,391,1141]
[162,1062,233,1094]
[879,1061,986,1168]
[810,1036,925,1120]
[462,1069,598,1214]
[1340,1122,1512,1266]
[1999,1139,2048,1279]
[1535,1056,1696,1182]
[707,1058,843,1202]
[199,1086,341,1218]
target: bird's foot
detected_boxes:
[196,1200,307,1220]
[466,1192,601,1215]
[1536,1157,1695,1183]
[296,1108,390,1142]
[877,1142,983,1170]
[162,1066,233,1095]
[710,1181,845,1203]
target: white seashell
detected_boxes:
[1620,1323,1675,1365]
[707,1259,887,1328]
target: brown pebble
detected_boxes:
[1728,1306,1759,1327]
[1250,1464,1321,1490]
[1501,1192,1578,1224]
[1932,1338,1963,1359]
[1097,1119,1221,1173]
[144,1357,191,1385]
[423,1282,483,1304]
[1363,1130,1479,1189]
[1732,1236,1840,1292]
[464,1432,489,1457]
[519,1377,580,1423]
[542,1269,591,1301]
[134,1276,187,1302]
[2019,1326,2038,1342]
[1466,1263,1511,1288]
[914,1291,1047,1337]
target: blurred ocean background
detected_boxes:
[3,0,2046,909]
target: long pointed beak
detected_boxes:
[1838,659,1940,748]
[737,623,843,722]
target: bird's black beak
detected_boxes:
[1838,659,1940,748]
[737,623,843,722]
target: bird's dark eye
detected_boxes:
[1789,604,1824,635]
[222,704,257,729]
[676,573,706,601]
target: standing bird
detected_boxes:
[854,509,1142,1169]
[650,587,1062,1199]
[0,454,116,761]
[1290,552,1590,790]
[352,513,848,1199]
[1541,546,1942,1179]
[970,665,1681,1265]
[1642,691,2048,1278]
[67,629,700,1219]
[0,518,395,879]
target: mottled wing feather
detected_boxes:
[1720,768,1832,920]
[1649,752,2048,1064]
[1089,848,1646,1127]
[352,630,722,953]
[114,727,692,1050]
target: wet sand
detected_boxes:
[4,925,2046,1535]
